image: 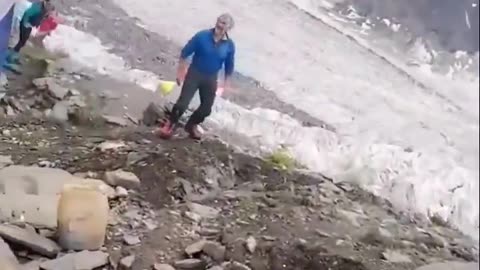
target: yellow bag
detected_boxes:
[156,80,176,96]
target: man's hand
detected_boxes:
[217,78,232,97]
[176,59,188,86]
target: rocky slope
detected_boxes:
[0,53,478,270]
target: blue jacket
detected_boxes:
[181,29,235,77]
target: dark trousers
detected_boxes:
[14,21,32,52]
[170,67,217,127]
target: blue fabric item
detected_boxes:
[181,29,235,77]
[0,5,14,73]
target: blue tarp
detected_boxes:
[0,3,14,73]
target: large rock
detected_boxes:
[0,224,60,257]
[0,165,70,228]
[40,250,109,270]
[0,194,59,228]
[0,237,20,269]
[415,261,479,270]
[57,184,110,251]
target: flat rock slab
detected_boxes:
[40,250,109,270]
[416,262,479,270]
[0,165,75,195]
[0,224,60,257]
[0,193,59,228]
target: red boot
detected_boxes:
[157,119,176,139]
[185,124,202,140]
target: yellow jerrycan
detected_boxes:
[57,184,109,250]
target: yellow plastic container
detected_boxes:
[57,184,109,251]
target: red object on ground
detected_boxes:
[38,15,58,33]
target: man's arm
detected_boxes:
[177,32,200,84]
[223,42,236,86]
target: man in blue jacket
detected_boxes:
[159,13,236,140]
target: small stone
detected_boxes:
[185,240,206,256]
[38,229,56,238]
[40,250,109,270]
[207,267,224,270]
[174,259,205,269]
[48,101,69,123]
[245,236,257,253]
[185,211,202,223]
[154,263,176,270]
[68,89,81,96]
[96,141,127,152]
[261,235,276,241]
[104,170,141,189]
[123,234,141,246]
[187,203,220,220]
[126,152,148,165]
[198,228,221,237]
[143,219,158,230]
[0,224,60,257]
[360,227,396,247]
[315,229,332,238]
[103,115,128,127]
[0,155,13,169]
[202,241,226,262]
[222,261,252,270]
[32,77,53,89]
[142,102,164,126]
[1,129,10,136]
[68,95,87,108]
[119,255,135,269]
[6,106,15,116]
[32,78,68,100]
[115,186,129,198]
[381,249,412,263]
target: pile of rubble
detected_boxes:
[0,76,132,128]
[0,162,148,269]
